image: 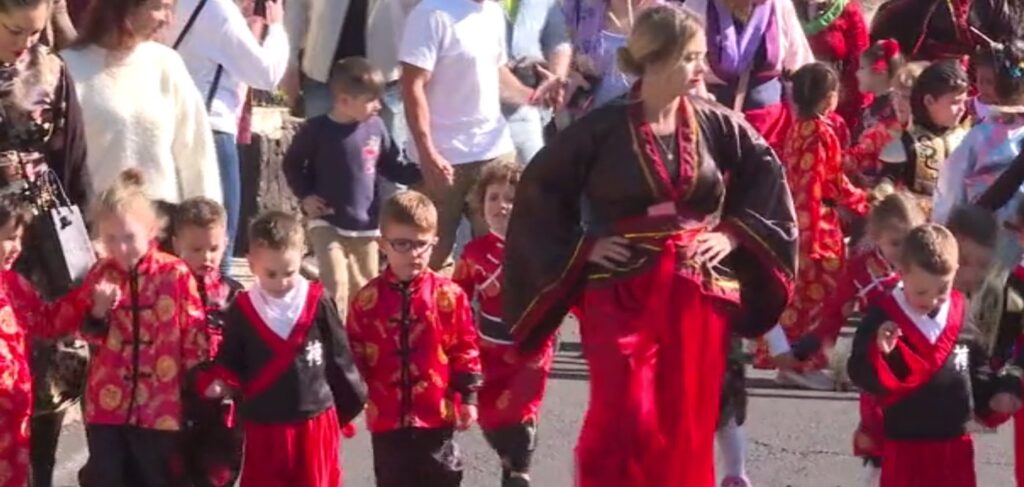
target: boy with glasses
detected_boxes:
[347,191,482,487]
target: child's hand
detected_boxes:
[876,322,901,355]
[205,379,227,399]
[990,392,1022,415]
[301,195,334,218]
[772,351,800,370]
[456,404,478,431]
[90,279,120,319]
[853,428,876,452]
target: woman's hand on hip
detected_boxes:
[689,231,738,267]
[587,236,632,269]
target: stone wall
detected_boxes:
[235,106,302,256]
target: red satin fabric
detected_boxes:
[575,234,729,487]
[881,435,976,487]
[744,103,792,153]
[1016,410,1024,487]
[239,408,342,487]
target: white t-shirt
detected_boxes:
[399,0,513,165]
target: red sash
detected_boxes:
[238,283,324,398]
[872,292,964,407]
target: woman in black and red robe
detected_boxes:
[503,6,797,487]
[870,0,1020,61]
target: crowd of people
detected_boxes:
[3,0,1024,486]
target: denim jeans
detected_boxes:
[506,105,547,164]
[302,77,333,118]
[213,131,240,274]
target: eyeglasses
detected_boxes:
[384,238,436,254]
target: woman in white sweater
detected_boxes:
[62,0,221,205]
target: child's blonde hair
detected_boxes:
[90,169,156,225]
[380,191,438,233]
[892,61,928,93]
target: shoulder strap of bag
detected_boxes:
[173,0,210,49]
[172,0,223,113]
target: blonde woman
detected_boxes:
[504,5,797,486]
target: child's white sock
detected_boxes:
[861,463,881,487]
[716,418,747,478]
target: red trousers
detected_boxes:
[575,262,729,487]
[240,408,342,487]
[1016,410,1024,486]
[0,359,32,487]
[881,435,975,487]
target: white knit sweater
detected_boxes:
[62,41,222,204]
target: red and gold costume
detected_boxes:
[504,93,797,487]
[755,118,866,370]
[347,269,482,432]
[347,269,481,486]
[800,0,870,129]
[0,270,89,487]
[453,233,553,431]
[453,232,555,479]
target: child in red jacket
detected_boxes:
[0,195,113,487]
[347,191,482,487]
[172,198,244,487]
[453,161,554,487]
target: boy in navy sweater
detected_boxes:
[284,56,421,317]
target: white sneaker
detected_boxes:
[776,369,835,391]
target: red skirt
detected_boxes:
[881,435,975,487]
[575,265,730,487]
[744,103,791,153]
[854,392,885,458]
[240,408,342,487]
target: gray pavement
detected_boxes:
[50,271,1015,486]
[51,335,1015,487]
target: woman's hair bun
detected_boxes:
[617,46,645,78]
[116,168,145,189]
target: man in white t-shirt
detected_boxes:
[400,0,553,270]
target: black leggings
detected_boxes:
[29,410,65,487]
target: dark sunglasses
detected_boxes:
[384,238,435,254]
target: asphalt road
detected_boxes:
[51,323,1015,487]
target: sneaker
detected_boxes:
[721,475,752,487]
[776,369,835,391]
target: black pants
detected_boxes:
[81,425,179,487]
[483,421,538,486]
[372,427,462,487]
[29,410,65,487]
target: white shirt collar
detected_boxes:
[250,277,311,339]
[893,283,951,344]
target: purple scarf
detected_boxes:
[707,0,778,82]
[564,0,664,74]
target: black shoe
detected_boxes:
[503,475,530,487]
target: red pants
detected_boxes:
[575,270,729,487]
[240,408,341,487]
[881,435,975,487]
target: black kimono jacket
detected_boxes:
[503,95,798,350]
[848,290,1022,440]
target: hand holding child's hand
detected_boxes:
[990,392,1022,415]
[90,279,120,319]
[876,322,901,355]
[205,379,227,399]
[301,196,334,218]
[456,404,478,431]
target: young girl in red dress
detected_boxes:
[758,63,868,390]
[0,196,114,487]
[453,161,555,487]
